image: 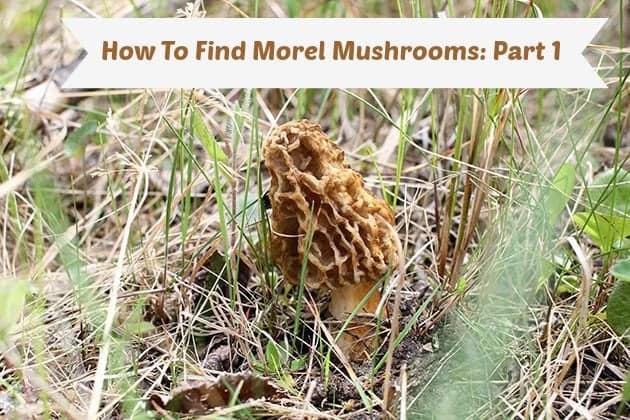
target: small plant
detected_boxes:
[252,340,306,390]
[572,168,630,336]
[609,259,630,336]
[573,168,630,255]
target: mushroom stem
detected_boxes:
[328,280,386,360]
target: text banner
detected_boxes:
[63,18,607,89]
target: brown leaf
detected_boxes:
[157,373,286,415]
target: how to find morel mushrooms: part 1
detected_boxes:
[263,120,400,361]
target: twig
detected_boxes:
[400,363,408,420]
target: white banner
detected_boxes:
[62,18,606,89]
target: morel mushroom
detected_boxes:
[263,120,399,360]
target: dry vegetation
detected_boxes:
[0,0,628,419]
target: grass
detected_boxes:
[0,0,628,418]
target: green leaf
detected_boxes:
[572,212,630,252]
[64,120,98,157]
[607,280,630,336]
[623,369,630,403]
[589,168,630,216]
[611,259,630,283]
[0,279,27,340]
[289,356,307,371]
[265,341,284,373]
[265,340,289,373]
[192,109,227,163]
[544,163,576,225]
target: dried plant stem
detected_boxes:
[400,363,408,420]
[461,90,514,271]
[436,173,455,281]
[87,172,146,419]
[449,89,482,286]
[382,223,405,415]
[567,236,592,331]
